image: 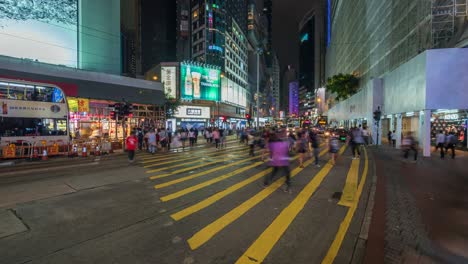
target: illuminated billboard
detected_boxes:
[180,62,220,101]
[161,66,177,98]
[0,0,78,68]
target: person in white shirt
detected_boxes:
[362,126,370,146]
[391,130,397,148]
[435,130,446,159]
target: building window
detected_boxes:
[193,9,199,19]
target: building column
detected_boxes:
[396,114,403,149]
[422,109,431,157]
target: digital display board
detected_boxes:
[0,0,79,68]
[180,62,220,101]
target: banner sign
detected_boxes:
[162,66,177,98]
[0,100,67,118]
[175,105,210,119]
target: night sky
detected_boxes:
[259,0,320,71]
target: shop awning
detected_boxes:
[0,57,165,105]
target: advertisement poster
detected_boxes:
[161,66,177,98]
[0,0,78,68]
[180,62,220,101]
[0,100,67,118]
[78,98,89,113]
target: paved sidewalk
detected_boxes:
[365,145,468,264]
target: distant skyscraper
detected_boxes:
[289,81,299,117]
[281,65,297,114]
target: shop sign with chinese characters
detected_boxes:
[175,105,210,119]
[162,66,177,98]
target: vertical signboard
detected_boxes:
[161,66,177,98]
[180,62,220,101]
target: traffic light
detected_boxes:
[373,106,382,121]
[110,111,116,120]
[114,103,122,116]
[245,113,251,121]
[222,116,227,123]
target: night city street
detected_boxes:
[1,0,468,263]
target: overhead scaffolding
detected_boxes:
[432,0,468,48]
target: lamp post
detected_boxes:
[256,48,262,129]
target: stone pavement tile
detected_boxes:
[366,145,468,264]
[0,209,28,238]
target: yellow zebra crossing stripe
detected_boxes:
[234,146,348,263]
[143,148,248,168]
[159,161,264,201]
[186,147,334,250]
[154,156,261,189]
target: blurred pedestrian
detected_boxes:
[248,131,255,156]
[402,132,418,161]
[296,132,308,168]
[189,128,196,147]
[445,132,457,159]
[264,130,291,193]
[146,129,157,154]
[391,130,396,148]
[309,130,320,167]
[435,130,445,159]
[362,126,370,146]
[329,135,339,164]
[126,131,138,163]
[213,128,221,149]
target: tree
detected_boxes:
[325,73,359,101]
[164,94,181,119]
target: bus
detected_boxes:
[0,78,69,155]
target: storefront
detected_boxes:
[431,110,467,146]
[171,105,211,131]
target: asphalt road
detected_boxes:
[0,138,374,264]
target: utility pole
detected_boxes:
[256,48,262,129]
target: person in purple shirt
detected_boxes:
[264,129,291,193]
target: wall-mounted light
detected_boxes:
[152,75,158,81]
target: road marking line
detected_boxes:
[149,155,254,180]
[146,159,212,174]
[141,145,247,162]
[139,142,242,160]
[144,148,248,168]
[186,147,337,250]
[337,158,360,207]
[234,146,348,264]
[170,169,272,221]
[160,162,264,201]
[170,144,332,221]
[322,148,368,264]
[153,156,260,188]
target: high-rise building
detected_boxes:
[190,0,250,123]
[326,0,468,155]
[281,65,297,115]
[270,53,280,117]
[289,81,299,117]
[141,0,177,73]
[298,5,326,118]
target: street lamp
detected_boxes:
[256,48,263,129]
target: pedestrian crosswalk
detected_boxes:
[137,139,370,263]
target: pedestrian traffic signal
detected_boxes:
[373,106,382,121]
[110,111,116,120]
[222,116,227,122]
[245,114,251,120]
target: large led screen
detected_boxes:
[0,0,78,68]
[180,63,220,101]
